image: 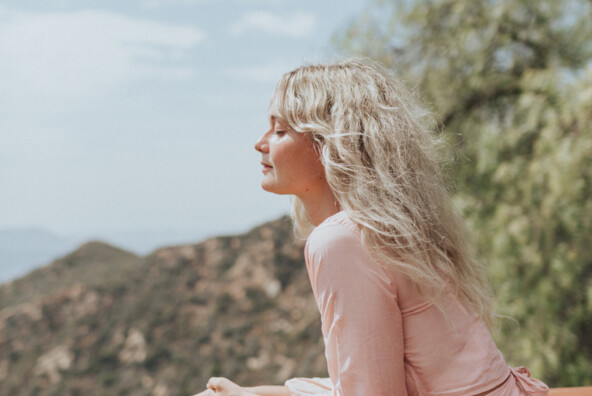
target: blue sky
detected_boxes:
[0,0,370,251]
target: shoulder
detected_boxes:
[305,211,399,306]
[305,211,393,287]
[305,211,361,259]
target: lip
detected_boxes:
[260,161,273,172]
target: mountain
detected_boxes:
[0,217,327,396]
[0,228,80,283]
[0,227,215,283]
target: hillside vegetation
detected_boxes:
[0,218,327,396]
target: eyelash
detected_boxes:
[274,130,287,136]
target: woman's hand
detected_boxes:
[192,377,258,396]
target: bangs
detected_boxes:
[270,66,333,134]
[269,70,300,130]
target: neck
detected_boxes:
[298,185,341,226]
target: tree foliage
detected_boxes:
[335,0,592,386]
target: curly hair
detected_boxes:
[271,57,494,325]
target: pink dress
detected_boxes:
[285,211,548,396]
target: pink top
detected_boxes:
[285,211,548,396]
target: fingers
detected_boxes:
[192,390,215,396]
[207,377,232,391]
[194,377,241,396]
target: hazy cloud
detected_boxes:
[228,60,299,83]
[0,6,205,98]
[229,10,316,38]
[143,0,208,7]
[144,0,286,7]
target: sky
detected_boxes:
[0,0,371,252]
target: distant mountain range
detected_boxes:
[0,227,215,283]
[0,216,327,395]
[0,228,81,283]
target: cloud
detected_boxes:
[229,10,316,38]
[228,60,299,83]
[143,0,208,7]
[143,0,287,7]
[0,6,205,98]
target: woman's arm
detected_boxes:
[243,385,290,396]
[306,221,409,396]
[193,378,289,396]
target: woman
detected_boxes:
[195,58,549,396]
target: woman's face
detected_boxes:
[254,105,327,199]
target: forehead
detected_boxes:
[268,104,287,125]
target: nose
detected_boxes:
[254,132,269,153]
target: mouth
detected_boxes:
[260,161,273,172]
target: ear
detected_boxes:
[311,133,325,154]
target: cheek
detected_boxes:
[270,145,289,171]
[296,148,326,185]
[270,135,326,186]
[301,142,324,171]
[302,153,323,177]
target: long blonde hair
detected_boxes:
[271,58,494,325]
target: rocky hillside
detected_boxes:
[0,217,327,396]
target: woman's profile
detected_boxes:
[194,58,549,396]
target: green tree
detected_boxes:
[336,0,592,386]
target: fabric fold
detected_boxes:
[509,367,549,395]
[285,377,333,396]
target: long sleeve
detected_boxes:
[284,377,333,395]
[286,212,550,396]
[302,219,408,396]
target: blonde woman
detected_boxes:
[194,58,549,396]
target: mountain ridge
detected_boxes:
[0,216,327,395]
[0,227,80,284]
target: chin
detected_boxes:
[260,181,276,193]
[261,182,288,195]
[261,185,281,194]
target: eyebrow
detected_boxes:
[269,114,286,126]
